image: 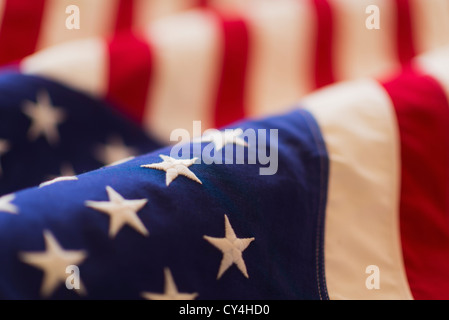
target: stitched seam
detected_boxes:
[300,109,329,300]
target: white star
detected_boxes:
[0,193,18,214]
[204,214,255,279]
[193,128,248,151]
[0,139,10,176]
[19,230,87,297]
[94,135,137,166]
[22,91,66,146]
[141,268,198,300]
[141,155,202,186]
[85,186,149,238]
[39,176,78,188]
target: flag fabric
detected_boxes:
[0,72,162,195]
[304,47,449,300]
[12,0,449,142]
[0,46,449,299]
[0,0,202,65]
[0,0,449,300]
[0,103,329,299]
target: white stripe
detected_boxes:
[0,0,5,30]
[409,0,449,54]
[331,0,399,81]
[244,0,314,117]
[304,79,413,300]
[37,0,119,50]
[133,0,198,29]
[21,38,108,98]
[414,45,449,101]
[142,10,221,143]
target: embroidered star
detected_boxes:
[85,186,149,238]
[39,176,78,188]
[193,128,248,151]
[19,230,87,297]
[22,91,66,146]
[94,135,137,166]
[204,214,255,279]
[0,139,10,176]
[0,193,18,214]
[141,268,198,300]
[141,155,202,186]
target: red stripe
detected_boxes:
[213,15,249,128]
[0,0,46,65]
[395,0,416,66]
[107,32,153,124]
[197,0,209,7]
[382,71,449,299]
[114,0,134,33]
[311,0,334,89]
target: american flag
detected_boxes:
[0,0,449,300]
